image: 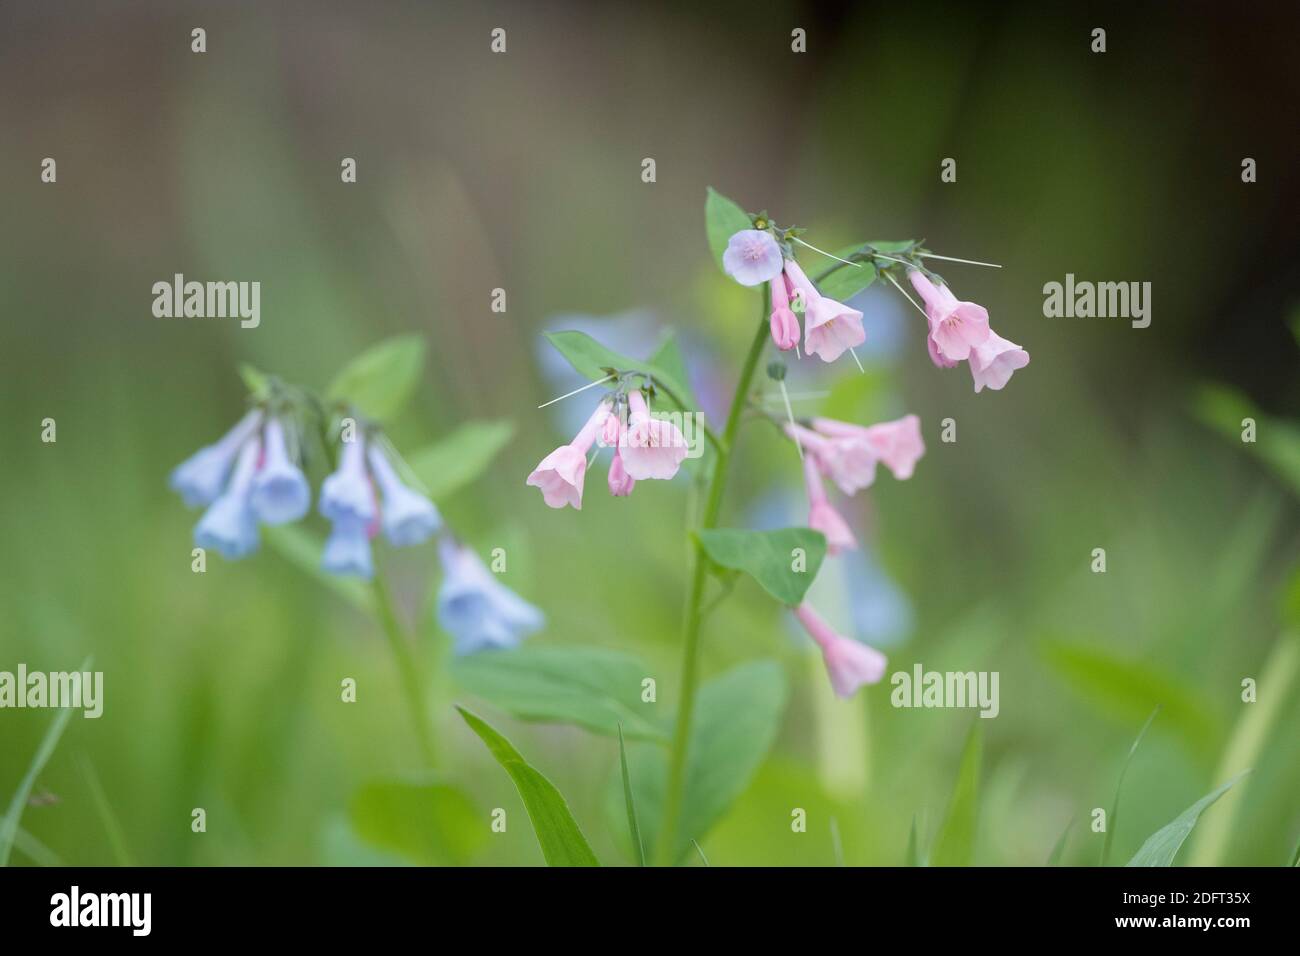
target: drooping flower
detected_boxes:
[723,229,784,287]
[969,331,1030,393]
[785,423,877,495]
[620,389,688,481]
[367,444,442,546]
[908,270,989,363]
[437,537,545,655]
[169,409,263,508]
[249,416,311,526]
[813,414,925,481]
[768,273,800,351]
[320,433,377,526]
[608,448,636,497]
[802,454,857,555]
[320,518,373,579]
[194,437,262,559]
[526,400,610,510]
[784,259,865,363]
[794,602,887,698]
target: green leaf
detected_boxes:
[349,777,485,866]
[407,419,515,502]
[1193,383,1300,497]
[1041,639,1221,754]
[869,239,918,254]
[647,330,698,413]
[618,725,646,866]
[1102,706,1160,866]
[450,646,667,742]
[456,706,600,866]
[543,329,693,408]
[327,335,426,421]
[705,186,753,274]
[0,657,88,867]
[696,528,826,605]
[931,722,982,866]
[1125,771,1250,867]
[1290,833,1300,867]
[814,244,878,302]
[619,660,788,863]
[238,362,271,399]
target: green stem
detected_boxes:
[372,569,437,768]
[655,286,770,866]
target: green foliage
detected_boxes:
[450,646,667,742]
[1102,706,1160,866]
[0,659,88,867]
[931,723,982,866]
[617,661,788,864]
[647,331,699,413]
[407,419,515,501]
[238,362,272,399]
[696,528,826,605]
[1047,819,1073,866]
[1126,772,1249,866]
[264,524,373,611]
[1041,639,1221,754]
[456,707,600,866]
[704,187,752,274]
[349,777,484,865]
[618,725,646,866]
[543,329,693,408]
[327,335,426,421]
[1193,383,1300,497]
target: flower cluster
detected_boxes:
[171,409,440,575]
[724,229,866,363]
[526,387,688,510]
[172,394,545,657]
[781,413,924,696]
[909,271,1029,392]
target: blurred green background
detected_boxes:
[2,0,1297,866]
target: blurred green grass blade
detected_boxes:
[13,827,63,867]
[905,813,924,866]
[456,706,599,867]
[406,419,515,502]
[327,334,426,422]
[1188,631,1300,866]
[691,840,709,866]
[1048,819,1073,866]
[0,656,88,867]
[450,646,668,741]
[1290,834,1300,867]
[1042,640,1219,755]
[617,725,646,866]
[931,723,982,866]
[1126,771,1250,866]
[77,754,135,867]
[1102,705,1160,866]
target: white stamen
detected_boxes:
[793,236,863,268]
[537,373,616,409]
[885,273,928,318]
[918,252,1002,269]
[779,379,803,461]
